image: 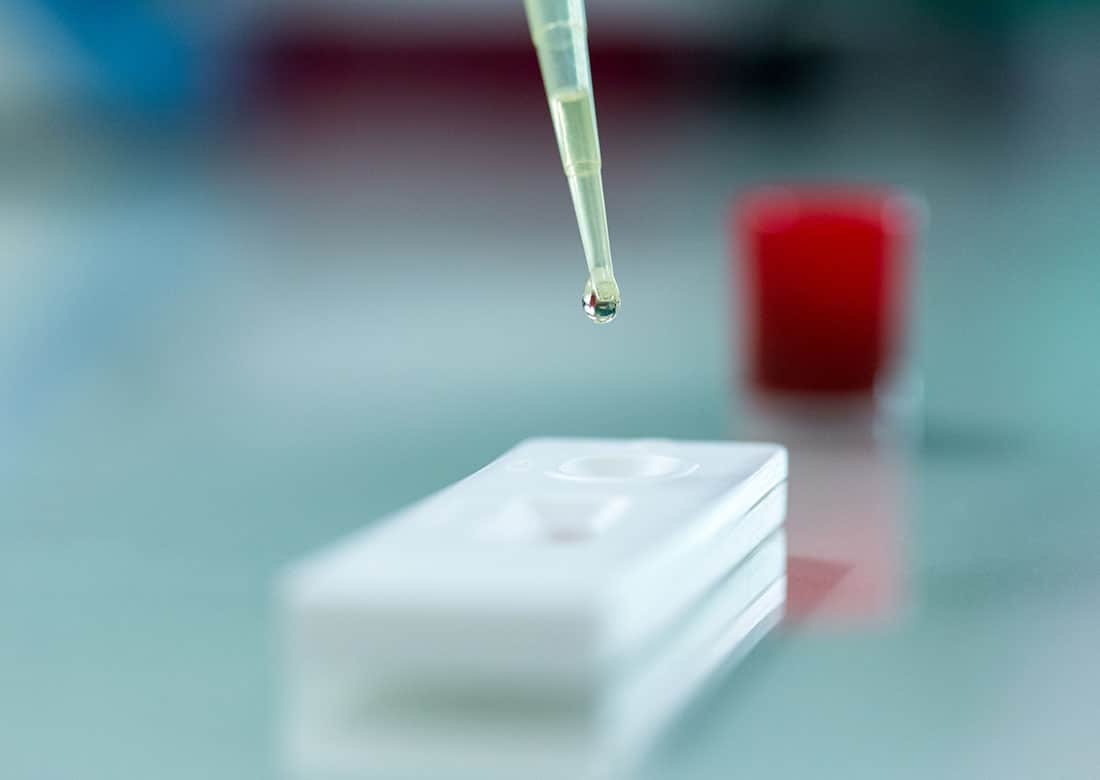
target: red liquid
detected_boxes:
[735,187,915,395]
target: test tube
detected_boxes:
[525,0,621,323]
[731,186,923,625]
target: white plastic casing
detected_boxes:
[281,438,787,778]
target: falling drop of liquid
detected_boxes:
[582,276,620,324]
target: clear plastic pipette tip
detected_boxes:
[526,0,621,324]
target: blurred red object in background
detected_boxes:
[735,187,917,395]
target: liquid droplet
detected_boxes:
[582,277,620,324]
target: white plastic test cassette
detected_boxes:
[281,438,788,778]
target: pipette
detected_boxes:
[525,0,621,323]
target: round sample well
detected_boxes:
[555,453,696,481]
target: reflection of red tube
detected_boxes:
[735,187,916,394]
[738,392,910,628]
[784,442,906,626]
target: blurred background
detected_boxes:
[2,1,1099,778]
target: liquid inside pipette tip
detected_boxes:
[582,277,620,324]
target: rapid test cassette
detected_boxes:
[281,438,788,778]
